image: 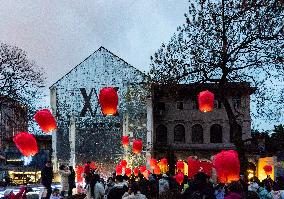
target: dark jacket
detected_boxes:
[41,166,53,187]
[107,182,128,199]
[68,170,76,189]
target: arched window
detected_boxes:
[210,124,222,143]
[174,124,185,143]
[156,125,167,144]
[192,124,203,144]
[230,124,242,143]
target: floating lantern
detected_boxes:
[139,165,147,173]
[125,168,132,177]
[133,139,143,154]
[143,170,151,180]
[263,165,273,175]
[198,90,214,112]
[116,164,123,176]
[99,87,118,116]
[176,161,184,172]
[160,158,168,167]
[76,165,84,183]
[90,161,96,170]
[175,172,184,185]
[150,158,158,169]
[120,160,127,168]
[187,157,200,178]
[34,109,57,133]
[154,165,161,175]
[133,167,139,176]
[213,150,240,183]
[13,132,38,156]
[122,136,129,148]
[199,160,213,177]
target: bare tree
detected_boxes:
[150,0,284,172]
[0,42,45,119]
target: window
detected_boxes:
[230,124,242,143]
[156,125,167,144]
[233,96,242,109]
[210,124,222,143]
[177,101,183,110]
[192,100,199,109]
[156,102,165,111]
[174,124,185,143]
[192,124,203,144]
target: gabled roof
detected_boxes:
[50,46,146,88]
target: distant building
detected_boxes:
[147,83,256,171]
[50,47,147,176]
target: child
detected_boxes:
[50,188,61,199]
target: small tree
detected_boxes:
[150,0,284,173]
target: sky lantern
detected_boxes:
[175,172,184,185]
[143,170,151,180]
[133,139,143,154]
[198,90,214,112]
[187,157,200,178]
[99,87,118,116]
[263,165,273,175]
[213,150,240,183]
[34,109,57,133]
[199,160,213,177]
[154,165,161,175]
[122,136,129,148]
[133,167,139,176]
[76,165,84,183]
[125,168,132,177]
[90,161,96,170]
[139,165,147,173]
[149,158,158,169]
[13,132,38,157]
[160,158,168,167]
[120,160,127,168]
[176,161,184,172]
[116,164,123,176]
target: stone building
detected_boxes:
[50,47,147,176]
[147,83,256,168]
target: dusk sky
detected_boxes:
[0,0,188,87]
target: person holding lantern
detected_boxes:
[41,160,53,199]
[58,164,71,197]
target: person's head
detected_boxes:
[4,189,14,198]
[45,160,52,167]
[108,177,114,183]
[130,182,140,194]
[162,174,168,179]
[59,164,65,170]
[116,175,124,183]
[228,181,243,194]
[52,188,60,195]
[87,161,91,165]
[93,174,100,183]
[194,172,208,185]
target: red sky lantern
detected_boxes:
[116,164,123,176]
[76,165,84,183]
[188,157,200,178]
[34,109,57,133]
[198,90,214,112]
[133,167,139,176]
[120,160,127,168]
[175,172,184,185]
[149,158,158,169]
[143,170,151,180]
[154,165,161,175]
[133,139,142,154]
[125,168,132,177]
[213,150,240,183]
[13,132,38,156]
[160,158,168,167]
[199,160,213,177]
[99,87,118,116]
[139,165,147,173]
[122,136,129,148]
[90,161,96,170]
[263,165,273,175]
[176,161,184,172]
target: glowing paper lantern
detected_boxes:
[122,136,129,148]
[133,139,143,154]
[76,165,84,183]
[198,90,214,112]
[175,172,184,185]
[34,109,57,133]
[199,160,213,177]
[125,168,132,177]
[150,158,158,169]
[213,150,240,183]
[140,165,147,173]
[134,167,139,176]
[187,157,200,178]
[263,165,273,175]
[160,158,168,167]
[120,160,127,168]
[154,165,161,175]
[90,161,96,170]
[176,161,184,172]
[143,170,151,180]
[116,165,123,176]
[99,87,118,116]
[13,132,38,156]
